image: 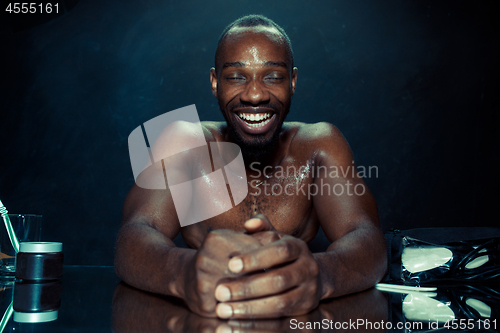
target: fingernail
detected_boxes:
[215,285,231,302]
[228,258,243,273]
[245,218,260,228]
[216,324,232,333]
[217,303,233,318]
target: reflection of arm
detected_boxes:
[310,123,387,298]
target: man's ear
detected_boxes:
[210,68,218,97]
[291,67,298,95]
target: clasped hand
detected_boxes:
[184,214,321,319]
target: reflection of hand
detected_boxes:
[112,282,388,333]
[214,214,321,319]
[112,282,229,333]
[184,229,262,318]
[226,288,388,332]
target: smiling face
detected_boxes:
[211,26,297,153]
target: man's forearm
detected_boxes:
[313,225,387,299]
[114,223,195,299]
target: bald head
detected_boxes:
[215,15,294,74]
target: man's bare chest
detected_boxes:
[181,163,319,248]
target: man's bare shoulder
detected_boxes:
[284,121,348,147]
[200,121,226,142]
[284,121,342,137]
[283,121,353,166]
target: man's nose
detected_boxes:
[240,79,270,105]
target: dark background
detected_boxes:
[1,0,498,265]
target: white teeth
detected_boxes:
[247,118,271,128]
[238,113,271,122]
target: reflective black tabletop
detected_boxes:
[0,266,498,332]
[1,266,120,332]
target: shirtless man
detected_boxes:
[114,15,387,319]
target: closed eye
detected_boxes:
[264,75,285,83]
[225,74,246,83]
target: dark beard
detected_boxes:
[227,122,282,162]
